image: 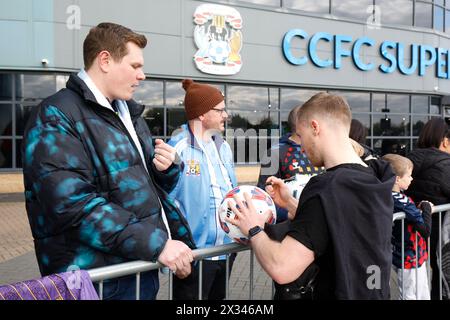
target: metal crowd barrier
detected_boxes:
[87,204,450,300]
[393,203,450,300]
[88,243,257,300]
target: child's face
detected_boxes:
[397,167,413,191]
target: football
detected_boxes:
[284,174,313,200]
[218,185,276,244]
[208,39,231,64]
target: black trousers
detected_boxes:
[172,254,236,300]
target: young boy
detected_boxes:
[382,153,433,300]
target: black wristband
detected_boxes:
[248,226,264,240]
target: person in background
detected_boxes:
[226,92,395,299]
[349,119,377,160]
[257,105,323,222]
[383,153,433,300]
[406,117,450,299]
[168,79,237,300]
[22,22,195,300]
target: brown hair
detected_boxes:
[297,92,352,130]
[287,105,301,133]
[382,153,413,177]
[417,117,450,149]
[349,119,368,144]
[83,22,147,70]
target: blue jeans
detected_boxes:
[94,270,159,300]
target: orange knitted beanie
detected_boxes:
[182,79,224,120]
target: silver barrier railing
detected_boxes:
[393,203,450,300]
[88,243,251,300]
[87,204,450,300]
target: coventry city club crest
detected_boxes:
[186,160,201,176]
[193,4,243,75]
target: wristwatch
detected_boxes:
[248,226,264,240]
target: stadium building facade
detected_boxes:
[1,0,450,171]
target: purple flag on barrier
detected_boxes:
[0,270,99,300]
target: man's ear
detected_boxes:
[311,119,320,136]
[198,114,205,121]
[98,50,111,73]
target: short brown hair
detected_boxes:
[297,92,351,130]
[83,22,147,70]
[382,153,413,177]
[287,105,301,133]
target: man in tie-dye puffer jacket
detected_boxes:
[22,22,195,300]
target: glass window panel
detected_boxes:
[351,114,371,137]
[165,81,185,107]
[386,94,409,114]
[329,91,371,112]
[411,95,429,113]
[56,75,69,92]
[373,138,410,156]
[434,5,445,31]
[332,0,373,21]
[415,2,432,28]
[231,136,273,164]
[373,114,410,136]
[16,74,57,102]
[268,88,279,109]
[167,108,186,136]
[237,0,280,7]
[280,109,291,136]
[16,104,35,136]
[228,110,278,131]
[0,104,13,136]
[412,115,429,136]
[0,74,13,101]
[430,96,441,114]
[280,89,321,110]
[378,0,413,26]
[227,86,278,111]
[435,0,444,6]
[133,80,163,106]
[372,93,386,112]
[446,10,450,33]
[284,0,330,13]
[16,139,22,168]
[0,139,13,168]
[232,136,251,163]
[143,107,164,137]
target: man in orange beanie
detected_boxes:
[168,79,237,300]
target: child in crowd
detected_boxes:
[382,154,433,300]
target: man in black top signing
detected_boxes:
[227,92,395,299]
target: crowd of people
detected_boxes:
[21,22,450,300]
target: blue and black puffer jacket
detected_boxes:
[22,74,195,276]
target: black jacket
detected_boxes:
[406,148,450,205]
[299,160,395,299]
[22,74,195,276]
